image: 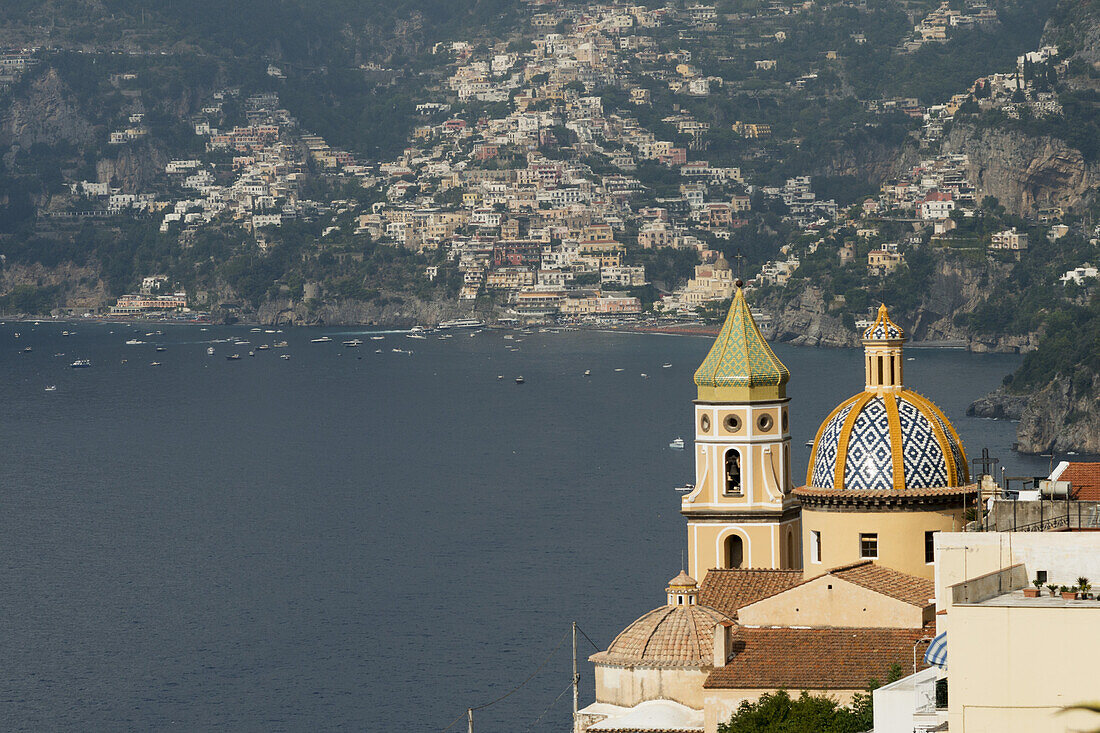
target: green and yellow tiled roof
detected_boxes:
[694,286,789,401]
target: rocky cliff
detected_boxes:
[254,293,479,327]
[760,252,1039,352]
[968,371,1100,455]
[940,122,1098,218]
[1,68,97,152]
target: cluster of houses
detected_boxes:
[0,48,37,90]
[902,0,998,52]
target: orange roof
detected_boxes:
[829,561,934,607]
[1053,461,1100,501]
[698,569,804,617]
[704,627,930,690]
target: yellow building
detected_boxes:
[682,282,801,580]
[795,304,975,579]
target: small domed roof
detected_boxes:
[806,390,968,492]
[590,603,732,668]
[713,254,731,270]
[667,571,697,589]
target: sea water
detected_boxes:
[0,323,1045,731]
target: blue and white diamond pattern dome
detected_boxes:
[806,390,968,491]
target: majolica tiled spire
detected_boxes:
[694,282,789,402]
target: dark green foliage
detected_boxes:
[717,690,873,733]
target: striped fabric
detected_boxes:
[924,631,948,669]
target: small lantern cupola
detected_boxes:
[666,571,699,606]
[862,304,906,394]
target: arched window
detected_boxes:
[724,449,742,495]
[723,534,744,569]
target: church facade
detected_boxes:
[578,287,977,733]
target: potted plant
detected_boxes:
[1047,583,1059,598]
[1077,577,1091,600]
[1061,585,1078,601]
[1024,578,1043,598]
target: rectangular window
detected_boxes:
[810,530,821,564]
[925,531,936,564]
[860,533,878,559]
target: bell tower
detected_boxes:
[682,282,802,581]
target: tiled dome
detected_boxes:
[807,390,968,492]
[862,303,905,341]
[591,573,733,669]
[590,603,732,668]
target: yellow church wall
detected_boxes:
[704,688,862,733]
[688,517,800,581]
[801,506,965,580]
[736,575,927,629]
[594,664,711,709]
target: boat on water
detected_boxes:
[248,351,255,357]
[641,373,648,378]
[438,319,483,330]
[406,333,427,340]
[273,341,288,348]
[226,354,241,360]
[515,376,525,384]
[21,346,32,353]
[674,484,695,493]
[280,354,290,360]
[44,385,56,392]
[669,437,685,450]
[250,327,262,332]
[614,368,624,372]
[61,331,71,336]
[125,339,145,345]
[207,346,215,355]
[370,335,385,340]
[311,337,333,343]
[584,369,591,376]
[662,363,672,369]
[343,339,363,347]
[234,340,250,346]
[257,344,271,350]
[149,361,162,367]
[155,346,167,352]
[70,359,92,368]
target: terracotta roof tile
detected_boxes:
[589,604,733,669]
[704,627,931,690]
[829,561,935,607]
[698,569,804,617]
[1054,461,1100,501]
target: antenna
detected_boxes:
[681,548,686,573]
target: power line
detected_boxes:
[575,624,602,653]
[440,628,571,732]
[524,681,574,731]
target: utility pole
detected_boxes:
[572,622,579,732]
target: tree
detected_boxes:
[718,690,874,733]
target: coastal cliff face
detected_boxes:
[761,285,858,348]
[940,123,1097,218]
[254,293,477,327]
[761,252,1038,353]
[968,372,1100,455]
[1,68,96,151]
[1014,371,1100,455]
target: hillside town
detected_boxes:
[53,0,1097,323]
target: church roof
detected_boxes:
[862,303,906,341]
[667,571,697,588]
[703,627,930,690]
[697,568,804,617]
[694,284,789,401]
[805,389,968,491]
[590,603,732,669]
[828,561,935,607]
